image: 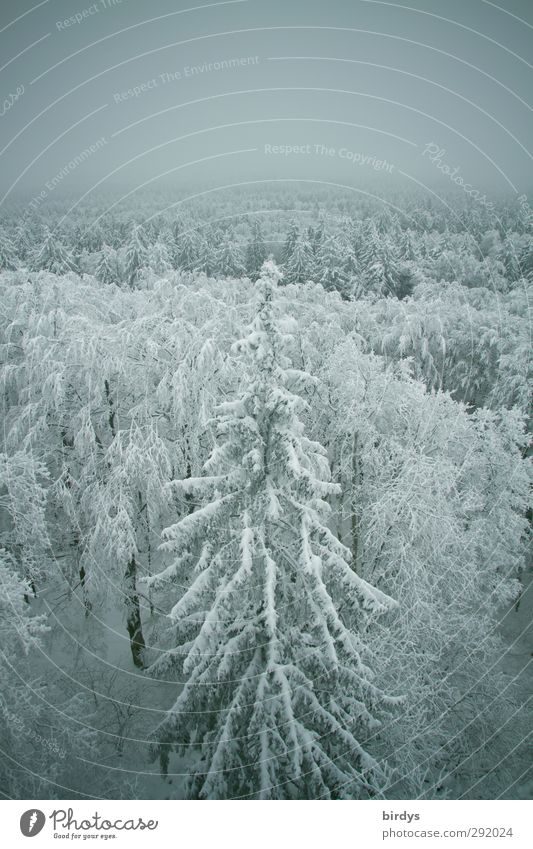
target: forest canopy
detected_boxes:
[0,187,531,800]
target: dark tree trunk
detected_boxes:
[124,555,145,668]
[70,529,91,614]
[104,379,116,436]
[351,432,361,573]
[79,563,91,615]
[185,459,195,515]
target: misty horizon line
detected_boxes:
[3,180,532,206]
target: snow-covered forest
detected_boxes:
[0,187,531,800]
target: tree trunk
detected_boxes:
[124,555,145,668]
[351,432,361,574]
[104,379,116,436]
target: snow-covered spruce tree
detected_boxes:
[147,238,173,276]
[30,229,79,275]
[280,220,299,266]
[0,228,18,271]
[124,224,148,286]
[283,232,314,285]
[245,220,267,279]
[95,243,120,285]
[214,230,246,278]
[145,260,400,799]
[13,222,30,263]
[175,228,200,271]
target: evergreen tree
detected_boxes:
[280,220,299,265]
[145,260,398,799]
[147,239,173,276]
[399,230,419,262]
[124,224,148,286]
[158,227,179,268]
[315,232,358,298]
[310,217,325,255]
[95,243,119,285]
[519,239,533,282]
[500,236,522,283]
[0,228,18,271]
[176,228,201,272]
[245,220,267,279]
[215,230,246,277]
[13,222,30,263]
[283,232,314,285]
[360,225,402,296]
[31,229,79,275]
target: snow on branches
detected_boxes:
[146,261,399,799]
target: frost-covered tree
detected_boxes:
[175,228,200,271]
[315,232,359,298]
[145,261,399,799]
[84,421,174,667]
[0,548,49,796]
[500,235,523,283]
[13,222,30,263]
[399,229,419,262]
[30,229,79,275]
[245,220,267,279]
[124,224,148,286]
[317,339,531,797]
[1,187,531,801]
[280,220,299,265]
[360,225,402,296]
[0,451,51,595]
[283,232,314,285]
[0,549,125,799]
[309,217,325,255]
[0,228,18,271]
[95,243,119,285]
[214,230,246,278]
[147,238,173,276]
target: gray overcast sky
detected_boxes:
[1,0,532,205]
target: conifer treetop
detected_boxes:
[145,259,399,800]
